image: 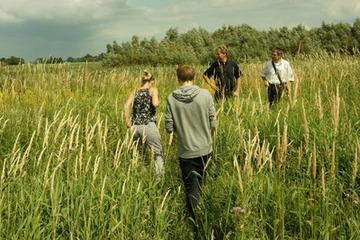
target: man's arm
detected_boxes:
[261,76,270,87]
[233,77,241,96]
[207,92,217,136]
[164,99,175,133]
[203,74,220,92]
[260,63,270,87]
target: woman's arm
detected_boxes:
[124,90,135,128]
[149,87,160,107]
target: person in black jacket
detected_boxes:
[203,45,242,100]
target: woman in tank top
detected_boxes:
[124,70,164,177]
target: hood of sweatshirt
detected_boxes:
[172,85,200,103]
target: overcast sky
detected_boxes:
[1,0,359,61]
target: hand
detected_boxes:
[233,91,239,97]
[263,80,269,87]
[210,83,220,92]
[211,127,216,136]
[126,120,132,128]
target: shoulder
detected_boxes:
[265,60,272,64]
[261,61,270,69]
[129,89,137,97]
[211,61,219,66]
[199,88,212,97]
[149,87,158,94]
[166,91,175,101]
[281,59,291,65]
[228,60,238,65]
[149,87,158,92]
[263,60,272,67]
[281,59,293,69]
[206,61,218,69]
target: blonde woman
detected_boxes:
[124,70,164,177]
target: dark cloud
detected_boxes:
[0,20,98,60]
[1,0,359,61]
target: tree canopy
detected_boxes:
[102,19,360,67]
[2,19,359,66]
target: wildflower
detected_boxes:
[231,206,246,215]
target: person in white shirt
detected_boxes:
[260,48,294,106]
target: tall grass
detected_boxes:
[0,58,359,239]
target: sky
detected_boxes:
[1,0,359,61]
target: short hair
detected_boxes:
[141,70,154,82]
[176,64,195,81]
[272,48,283,56]
[215,45,228,55]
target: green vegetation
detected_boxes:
[103,19,360,66]
[2,19,360,66]
[0,57,359,239]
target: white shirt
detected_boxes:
[260,59,294,85]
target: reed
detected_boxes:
[353,141,359,187]
[0,58,359,239]
[301,101,309,150]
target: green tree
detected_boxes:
[4,56,25,65]
[101,19,360,66]
[139,37,159,66]
[181,27,212,64]
[290,24,320,56]
[165,27,179,41]
[351,18,360,54]
[316,21,353,54]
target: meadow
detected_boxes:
[0,56,359,240]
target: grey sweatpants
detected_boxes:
[133,122,164,176]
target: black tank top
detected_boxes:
[132,88,156,125]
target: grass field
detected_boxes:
[0,56,359,239]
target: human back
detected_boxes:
[165,64,217,158]
[124,70,164,177]
[165,64,217,235]
[132,88,156,125]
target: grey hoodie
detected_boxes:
[165,85,217,159]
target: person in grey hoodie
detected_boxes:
[165,64,217,230]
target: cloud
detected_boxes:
[322,1,360,19]
[0,0,134,24]
[0,9,22,23]
[1,0,359,61]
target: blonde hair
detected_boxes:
[141,70,154,83]
[141,70,155,85]
[215,45,228,55]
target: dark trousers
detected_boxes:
[268,83,284,106]
[214,85,233,101]
[179,153,212,221]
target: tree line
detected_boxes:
[0,54,104,66]
[102,19,360,67]
[2,19,359,66]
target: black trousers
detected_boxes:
[215,91,233,101]
[179,153,212,221]
[268,83,284,106]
